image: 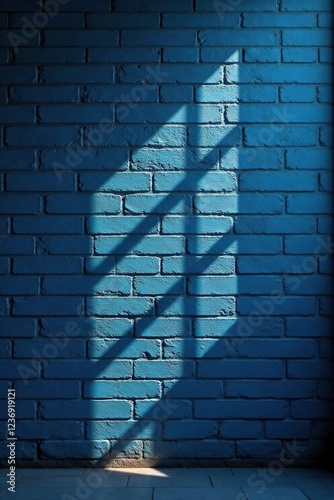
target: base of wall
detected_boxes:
[0,458,322,469]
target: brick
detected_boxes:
[244,125,318,146]
[291,400,333,419]
[79,172,150,192]
[320,47,333,63]
[13,216,83,234]
[239,172,316,191]
[118,64,222,84]
[0,105,34,123]
[16,421,83,440]
[286,148,332,169]
[143,440,234,459]
[287,195,332,214]
[226,64,332,84]
[164,421,218,440]
[42,275,131,296]
[195,400,288,419]
[88,47,159,63]
[42,148,129,171]
[43,65,114,84]
[226,380,316,399]
[87,216,159,234]
[237,297,317,316]
[84,380,160,399]
[41,400,131,419]
[0,257,9,273]
[14,338,85,358]
[197,360,283,379]
[116,256,159,275]
[162,216,233,234]
[154,172,236,192]
[0,195,40,214]
[232,339,316,358]
[243,13,315,27]
[88,339,160,359]
[163,48,199,63]
[189,276,282,296]
[164,380,222,398]
[6,126,79,147]
[194,317,275,340]
[134,276,185,295]
[220,421,263,439]
[44,30,118,46]
[39,104,114,124]
[13,297,84,316]
[15,380,80,399]
[0,360,39,379]
[40,440,109,459]
[244,47,280,63]
[125,195,191,214]
[0,318,36,338]
[188,236,282,255]
[235,215,315,234]
[320,126,333,146]
[318,13,333,28]
[280,0,333,11]
[83,84,157,103]
[160,85,193,103]
[6,172,75,191]
[200,48,240,63]
[229,104,332,123]
[87,421,161,440]
[199,29,279,46]
[164,339,228,358]
[280,85,316,102]
[115,0,192,11]
[135,318,191,338]
[131,148,217,169]
[236,440,282,458]
[0,276,38,295]
[265,421,311,439]
[0,67,36,84]
[95,236,185,255]
[282,48,318,63]
[284,276,333,295]
[10,12,84,28]
[87,297,154,316]
[13,48,84,63]
[117,104,221,124]
[51,313,131,338]
[0,150,36,169]
[283,29,332,46]
[196,0,278,10]
[134,360,194,379]
[87,13,158,27]
[163,12,239,27]
[237,256,317,275]
[121,29,195,46]
[162,256,235,275]
[47,194,121,215]
[157,297,235,317]
[188,125,241,146]
[37,237,92,255]
[195,194,283,214]
[44,360,131,379]
[284,235,334,255]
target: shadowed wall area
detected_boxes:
[0,0,333,468]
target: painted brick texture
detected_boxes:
[0,0,333,466]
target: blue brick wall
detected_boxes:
[0,0,333,467]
